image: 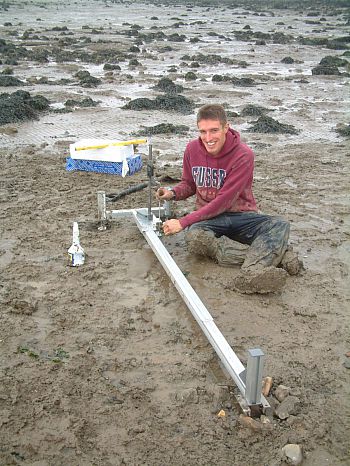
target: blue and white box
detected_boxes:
[66,139,144,177]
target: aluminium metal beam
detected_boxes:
[132,209,270,413]
[97,191,270,413]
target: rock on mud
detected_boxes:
[281,444,303,465]
[275,396,301,419]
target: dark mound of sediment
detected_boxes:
[65,97,99,108]
[74,70,101,87]
[319,55,348,67]
[335,124,350,138]
[281,56,295,64]
[0,75,25,86]
[153,77,184,94]
[0,90,50,125]
[240,104,272,117]
[123,94,194,114]
[136,123,189,136]
[246,115,299,134]
[311,64,340,75]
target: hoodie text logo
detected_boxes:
[192,166,226,189]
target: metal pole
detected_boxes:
[245,348,265,405]
[147,142,153,220]
[97,191,107,231]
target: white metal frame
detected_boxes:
[97,191,270,415]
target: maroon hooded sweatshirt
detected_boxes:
[172,128,257,229]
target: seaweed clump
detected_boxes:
[335,124,350,138]
[74,70,101,87]
[246,115,299,135]
[0,75,25,86]
[64,97,99,108]
[123,94,194,115]
[240,104,272,117]
[212,74,256,87]
[153,77,184,94]
[0,90,49,125]
[319,55,348,67]
[136,123,189,136]
[311,64,340,75]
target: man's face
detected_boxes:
[198,119,229,156]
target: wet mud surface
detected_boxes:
[0,1,349,465]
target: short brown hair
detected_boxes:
[197,104,227,126]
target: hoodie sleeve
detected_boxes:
[178,150,254,229]
[171,148,196,200]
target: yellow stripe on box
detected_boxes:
[75,139,148,151]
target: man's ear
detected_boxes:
[224,123,229,133]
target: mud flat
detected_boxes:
[0,1,349,465]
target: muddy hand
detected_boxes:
[162,219,183,236]
[156,187,174,201]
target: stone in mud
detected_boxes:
[275,396,301,419]
[0,75,24,86]
[246,115,299,135]
[281,444,303,465]
[0,90,49,125]
[175,388,198,405]
[274,384,290,402]
[311,64,340,75]
[153,77,184,95]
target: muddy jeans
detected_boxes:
[187,212,290,268]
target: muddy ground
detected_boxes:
[0,1,349,465]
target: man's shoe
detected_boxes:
[229,266,288,294]
[186,230,249,266]
[185,229,218,259]
[280,247,303,276]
